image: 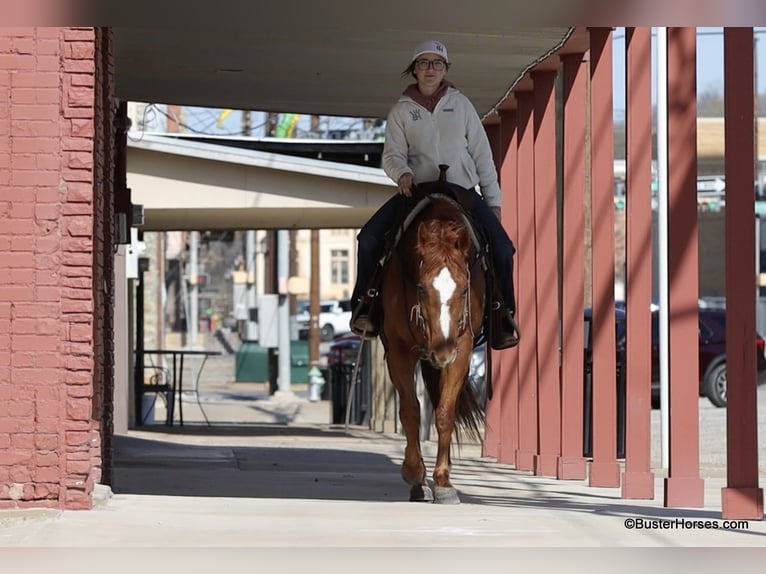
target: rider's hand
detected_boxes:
[491,206,501,221]
[397,173,414,196]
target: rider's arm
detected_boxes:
[382,106,413,186]
[463,97,501,208]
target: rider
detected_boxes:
[350,39,519,350]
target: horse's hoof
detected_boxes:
[434,486,461,505]
[409,484,434,503]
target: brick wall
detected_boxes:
[0,27,114,510]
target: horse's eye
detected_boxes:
[417,284,426,296]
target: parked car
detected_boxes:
[296,299,353,342]
[586,306,766,408]
[649,308,766,407]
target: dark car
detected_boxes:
[586,306,766,408]
[649,308,766,407]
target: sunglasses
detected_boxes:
[414,59,447,71]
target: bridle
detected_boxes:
[404,251,482,360]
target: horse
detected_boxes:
[378,169,488,505]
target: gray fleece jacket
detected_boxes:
[381,85,501,207]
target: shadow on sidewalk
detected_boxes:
[111,433,406,502]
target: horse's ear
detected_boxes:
[417,221,431,245]
[455,226,470,252]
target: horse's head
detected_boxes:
[413,217,473,368]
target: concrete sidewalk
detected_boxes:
[1,380,765,549]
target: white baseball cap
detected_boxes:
[411,40,449,63]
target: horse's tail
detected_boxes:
[420,361,485,445]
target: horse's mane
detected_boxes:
[415,218,468,275]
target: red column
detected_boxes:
[557,52,588,480]
[531,70,560,477]
[514,90,539,472]
[588,28,620,488]
[482,121,501,458]
[721,27,764,520]
[621,27,655,499]
[498,109,521,466]
[664,27,704,508]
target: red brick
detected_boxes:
[10,352,34,368]
[35,451,59,467]
[0,54,35,68]
[61,238,92,253]
[12,303,59,318]
[66,398,90,421]
[0,449,33,465]
[67,385,92,399]
[34,484,58,499]
[0,434,10,449]
[61,266,91,278]
[65,431,89,447]
[0,219,35,235]
[10,104,59,121]
[8,400,34,417]
[70,74,94,88]
[11,136,59,153]
[11,336,59,352]
[35,287,62,302]
[35,399,60,418]
[10,269,34,285]
[11,170,60,187]
[34,204,60,220]
[63,30,94,42]
[0,286,31,301]
[35,56,60,72]
[10,467,31,483]
[34,271,58,287]
[62,137,93,152]
[11,319,37,334]
[11,37,36,55]
[63,371,91,385]
[65,355,92,371]
[10,88,38,105]
[35,353,60,368]
[65,85,93,107]
[69,324,92,342]
[62,59,94,75]
[10,236,35,252]
[9,202,35,218]
[35,187,63,203]
[10,71,60,88]
[62,168,92,182]
[66,42,94,60]
[7,153,36,169]
[0,418,35,433]
[69,118,93,137]
[35,434,58,450]
[0,252,34,268]
[35,235,61,254]
[63,181,92,202]
[32,467,60,483]
[10,119,60,138]
[66,151,93,170]
[36,154,59,171]
[60,252,90,267]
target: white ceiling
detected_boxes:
[112,2,574,120]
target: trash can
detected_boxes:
[235,340,268,382]
[329,344,370,426]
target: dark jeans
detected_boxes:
[351,191,517,313]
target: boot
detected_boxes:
[490,304,521,350]
[350,292,379,340]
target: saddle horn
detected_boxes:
[438,164,449,182]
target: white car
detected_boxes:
[296,300,353,341]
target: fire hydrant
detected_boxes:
[308,365,326,402]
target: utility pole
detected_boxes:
[243,110,251,136]
[309,230,320,367]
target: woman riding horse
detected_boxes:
[350,39,519,350]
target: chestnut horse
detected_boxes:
[379,175,487,505]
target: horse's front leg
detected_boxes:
[432,367,464,505]
[386,349,433,502]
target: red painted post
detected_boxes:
[514,90,539,472]
[482,121,501,458]
[588,28,620,488]
[557,52,588,480]
[721,27,764,520]
[621,27,655,500]
[498,109,521,466]
[664,27,704,508]
[531,70,561,477]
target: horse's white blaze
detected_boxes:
[433,267,456,338]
